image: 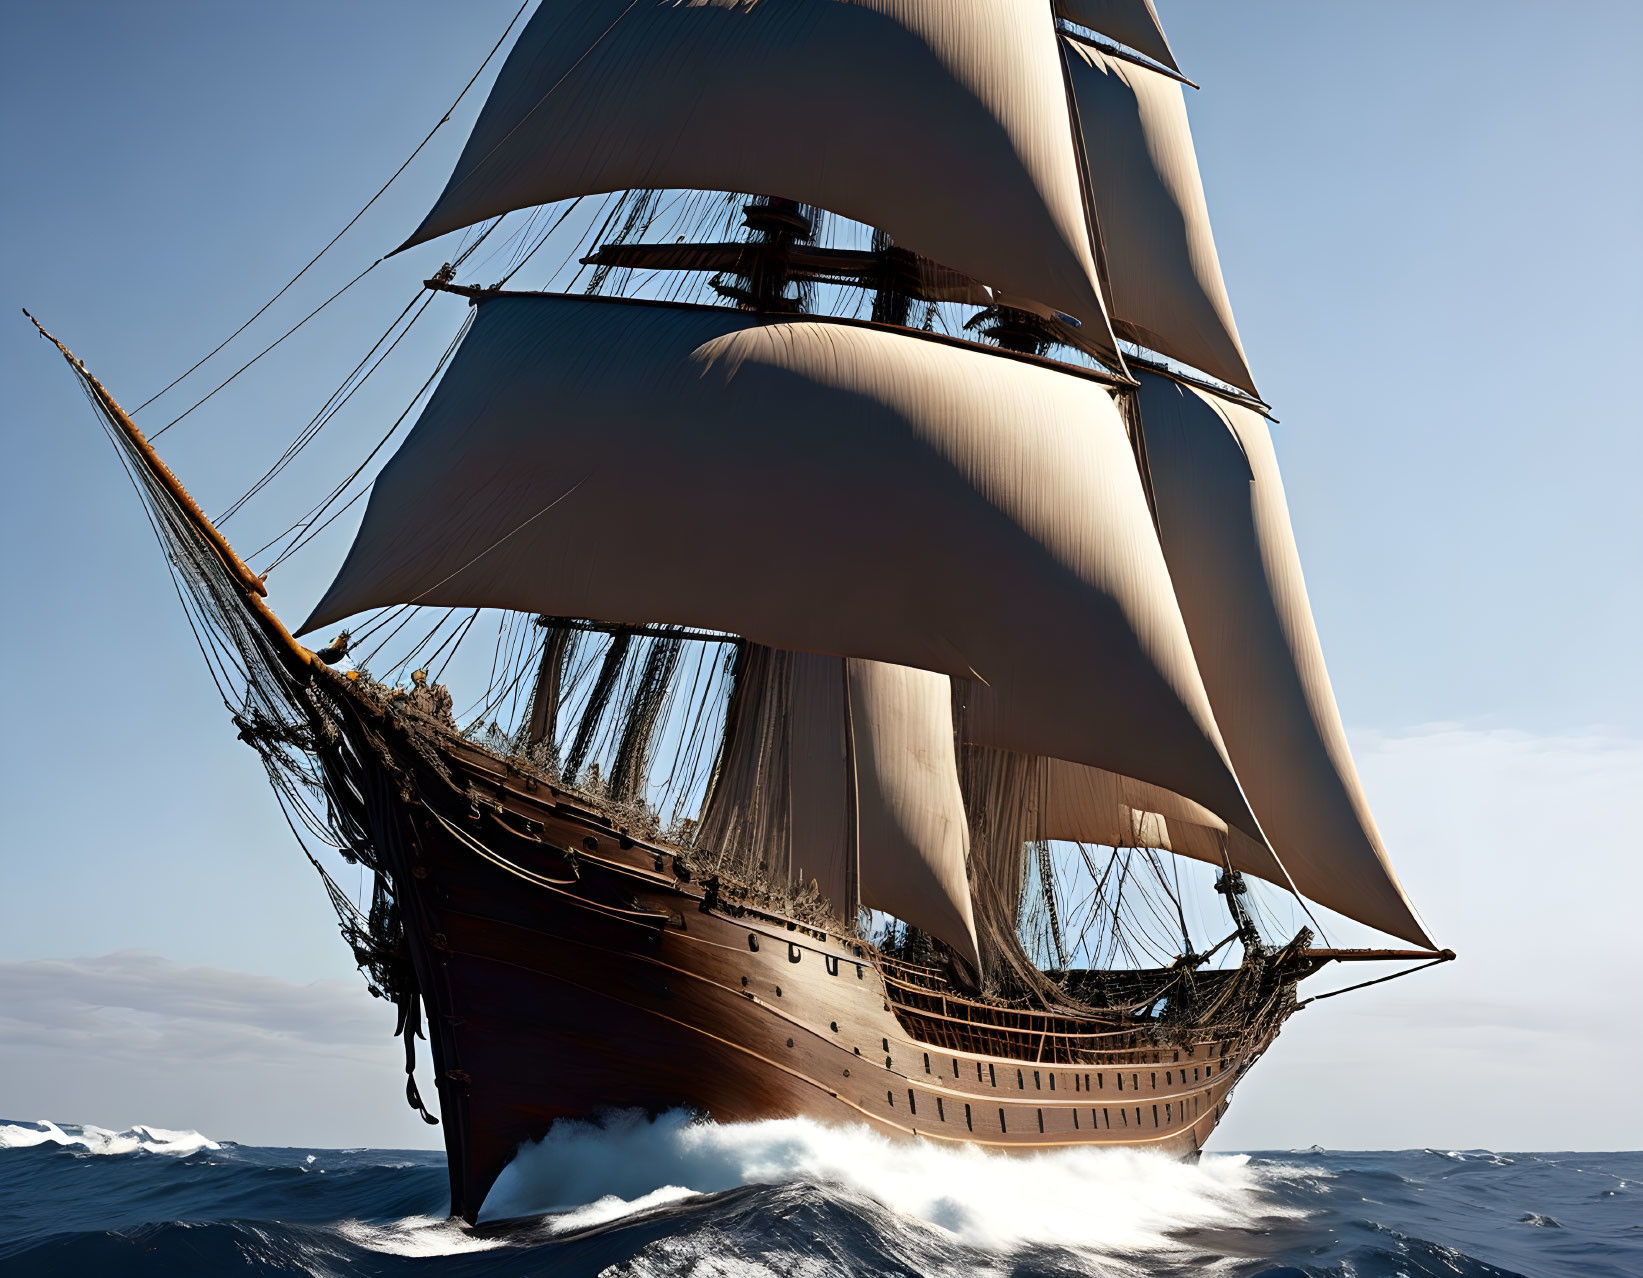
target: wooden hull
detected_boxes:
[335,694,1293,1223]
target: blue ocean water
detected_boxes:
[0,1116,1636,1277]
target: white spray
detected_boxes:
[0,1119,219,1156]
[481,1109,1308,1256]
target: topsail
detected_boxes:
[1063,39,1257,396]
[403,0,1122,363]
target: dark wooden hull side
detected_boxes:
[347,707,1289,1223]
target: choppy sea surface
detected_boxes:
[0,1115,1636,1277]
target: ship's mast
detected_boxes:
[524,617,570,750]
[711,196,816,312]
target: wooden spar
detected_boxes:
[24,309,316,672]
[532,616,735,646]
[1299,948,1456,963]
[422,280,1137,390]
[567,253,1276,418]
[1296,950,1457,1008]
[1123,350,1276,418]
[1057,26,1201,91]
[580,242,999,305]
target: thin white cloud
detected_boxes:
[1212,724,1642,1151]
[1,951,379,1055]
[0,952,441,1149]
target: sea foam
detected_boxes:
[0,1119,220,1156]
[481,1109,1305,1256]
[334,1215,508,1257]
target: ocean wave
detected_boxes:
[3,1122,1637,1277]
[483,1109,1305,1259]
[0,1119,220,1156]
[1428,1148,1517,1166]
[333,1214,508,1257]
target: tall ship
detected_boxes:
[31,0,1450,1224]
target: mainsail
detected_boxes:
[303,293,1260,845]
[402,0,1122,363]
[848,660,979,974]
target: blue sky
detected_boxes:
[2,1,1639,1150]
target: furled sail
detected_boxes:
[1063,38,1258,396]
[697,646,854,913]
[1136,372,1433,946]
[303,292,1261,843]
[701,650,980,976]
[402,0,1120,363]
[1056,0,1181,74]
[789,651,854,916]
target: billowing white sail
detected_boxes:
[1063,39,1258,396]
[1057,0,1180,74]
[1037,755,1284,882]
[954,737,1287,897]
[1137,372,1433,946]
[403,0,1120,363]
[303,292,1261,843]
[848,660,980,976]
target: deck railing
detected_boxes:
[875,959,1250,1065]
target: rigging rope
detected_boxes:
[385,608,460,685]
[1296,953,1455,1007]
[151,260,382,439]
[217,289,432,524]
[564,633,632,780]
[255,306,476,573]
[132,0,531,419]
[429,610,483,685]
